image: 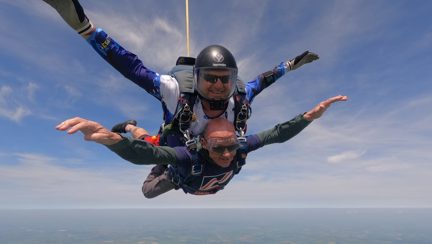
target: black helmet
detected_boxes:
[194,45,238,106]
[195,45,237,70]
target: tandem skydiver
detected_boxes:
[44,0,320,197]
[57,95,348,196]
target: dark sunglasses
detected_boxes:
[201,73,231,84]
[210,143,240,154]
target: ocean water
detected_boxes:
[1,208,431,244]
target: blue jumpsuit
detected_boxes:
[86,28,292,139]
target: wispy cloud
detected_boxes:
[86,5,185,72]
[2,150,430,209]
[0,152,150,208]
[365,163,411,173]
[327,150,366,164]
[0,85,31,122]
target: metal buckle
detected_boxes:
[191,163,202,175]
[237,136,247,144]
[179,104,193,134]
[185,138,197,150]
[236,104,250,134]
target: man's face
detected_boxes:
[202,130,239,168]
[197,69,235,100]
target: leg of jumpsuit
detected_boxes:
[134,133,175,198]
[142,164,176,198]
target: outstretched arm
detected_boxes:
[43,0,179,104]
[56,117,178,165]
[56,117,122,145]
[246,51,319,103]
[248,95,348,150]
[43,0,95,38]
[303,95,348,121]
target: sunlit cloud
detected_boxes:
[2,150,430,209]
[0,85,31,122]
[25,82,38,101]
[87,7,185,72]
[365,163,411,173]
[327,150,366,164]
[0,152,148,208]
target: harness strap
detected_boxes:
[178,103,194,134]
[167,165,182,190]
[234,94,251,136]
[185,136,202,175]
[235,136,248,171]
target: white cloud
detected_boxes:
[0,1,52,19]
[0,106,30,122]
[0,86,13,99]
[87,7,185,72]
[25,82,39,101]
[365,163,411,173]
[327,150,366,164]
[202,170,432,208]
[90,74,152,119]
[63,84,83,99]
[0,85,31,122]
[304,2,388,60]
[0,152,149,208]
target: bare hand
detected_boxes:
[56,117,122,145]
[303,95,348,121]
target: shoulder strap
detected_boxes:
[236,77,246,94]
[169,57,202,175]
[234,138,248,174]
[170,65,195,94]
[233,77,251,136]
[169,56,196,94]
[166,56,197,133]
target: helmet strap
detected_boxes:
[209,100,228,110]
[199,95,229,111]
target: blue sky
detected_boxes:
[0,0,431,209]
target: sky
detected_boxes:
[0,0,431,209]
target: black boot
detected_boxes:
[111,120,137,133]
[149,164,168,176]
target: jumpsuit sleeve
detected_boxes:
[86,28,179,112]
[245,114,311,153]
[106,137,182,165]
[245,62,289,103]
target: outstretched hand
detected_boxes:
[288,51,320,70]
[303,95,348,121]
[43,0,95,38]
[56,117,122,145]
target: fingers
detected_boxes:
[66,120,92,134]
[56,117,85,130]
[322,95,348,107]
[55,117,94,134]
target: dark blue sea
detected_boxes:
[1,208,431,244]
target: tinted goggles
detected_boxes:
[210,143,240,154]
[200,73,231,84]
[205,137,240,154]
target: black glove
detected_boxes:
[43,0,94,37]
[287,51,319,70]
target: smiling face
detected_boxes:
[195,68,237,101]
[201,118,238,168]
